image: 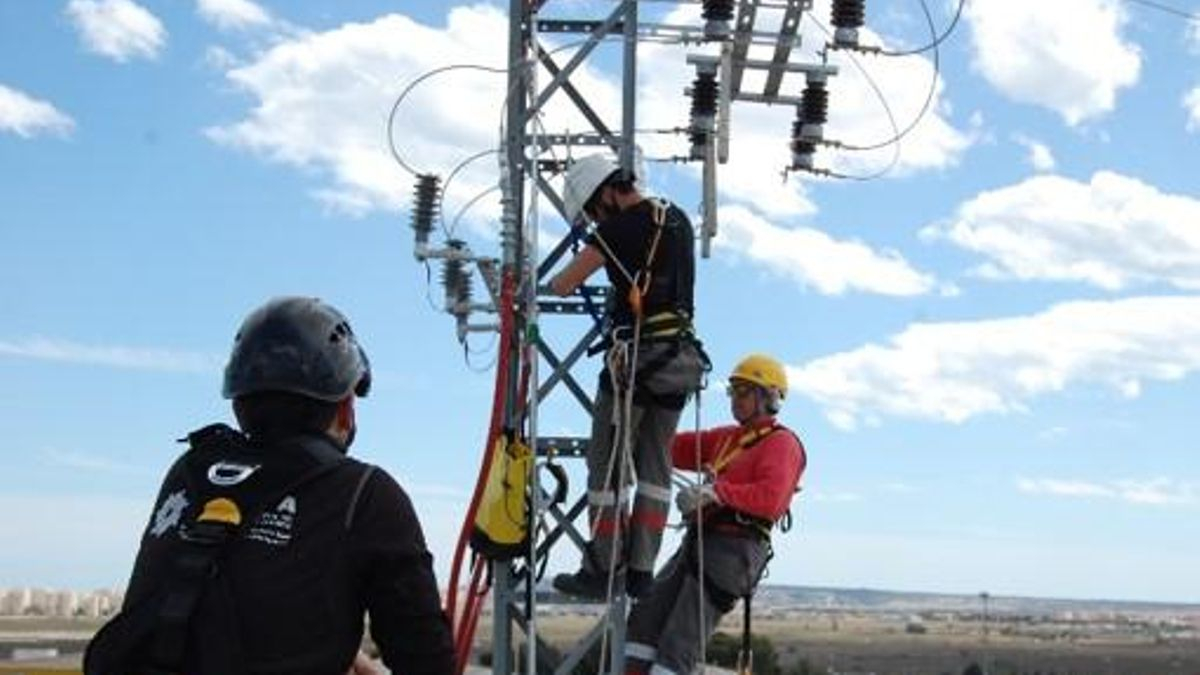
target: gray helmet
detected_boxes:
[222,296,371,402]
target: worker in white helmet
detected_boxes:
[550,153,708,599]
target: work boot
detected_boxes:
[625,569,653,600]
[552,567,612,600]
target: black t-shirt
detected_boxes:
[585,198,695,328]
[121,432,454,675]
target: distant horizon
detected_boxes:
[5,580,1198,613]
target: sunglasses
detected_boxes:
[725,382,757,398]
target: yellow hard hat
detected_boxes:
[729,353,787,399]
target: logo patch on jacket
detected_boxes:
[206,461,260,486]
[245,494,297,546]
[149,490,189,537]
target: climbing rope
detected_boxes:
[595,319,642,674]
[692,386,709,671]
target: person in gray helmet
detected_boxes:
[85,297,454,675]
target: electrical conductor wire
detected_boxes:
[878,0,966,57]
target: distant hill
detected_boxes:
[532,581,1200,616]
[751,584,1200,616]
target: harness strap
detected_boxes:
[708,423,784,475]
[345,465,378,529]
[703,508,774,541]
[152,456,353,672]
[151,522,232,670]
[739,592,753,675]
[627,201,668,320]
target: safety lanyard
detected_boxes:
[707,423,779,476]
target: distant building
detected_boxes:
[0,586,125,617]
[54,589,79,617]
[29,588,52,615]
[1,588,32,615]
[13,647,60,662]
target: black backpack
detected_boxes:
[84,424,358,675]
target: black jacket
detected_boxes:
[585,198,696,328]
[118,426,454,675]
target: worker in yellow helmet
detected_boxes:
[624,353,807,675]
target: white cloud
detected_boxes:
[816,17,975,177]
[0,85,75,138]
[1037,425,1068,440]
[0,337,217,373]
[634,39,818,219]
[923,171,1200,291]
[1185,87,1200,133]
[65,0,166,63]
[965,0,1140,125]
[42,448,154,475]
[204,45,241,70]
[1018,477,1197,506]
[717,204,938,296]
[790,295,1200,429]
[634,2,973,219]
[1017,478,1112,498]
[207,3,973,227]
[1011,133,1056,172]
[196,0,272,31]
[206,6,540,220]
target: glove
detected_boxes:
[676,483,719,515]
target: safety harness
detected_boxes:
[699,423,790,540]
[590,199,710,413]
[686,422,803,674]
[84,425,370,675]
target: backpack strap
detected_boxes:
[151,429,350,672]
[344,464,378,529]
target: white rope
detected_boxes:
[593,345,624,675]
[692,386,708,673]
[591,230,636,287]
[596,320,641,674]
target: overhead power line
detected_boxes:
[1120,0,1200,23]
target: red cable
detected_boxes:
[445,273,516,668]
[454,556,488,673]
[460,584,488,667]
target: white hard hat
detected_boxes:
[562,153,621,223]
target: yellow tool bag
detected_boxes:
[470,434,532,560]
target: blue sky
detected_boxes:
[2,0,1198,604]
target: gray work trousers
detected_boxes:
[585,338,703,574]
[625,531,772,674]
[585,385,681,574]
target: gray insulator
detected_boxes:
[833,26,859,48]
[704,19,732,40]
[441,240,472,314]
[411,174,440,248]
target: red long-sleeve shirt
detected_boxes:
[671,417,806,521]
